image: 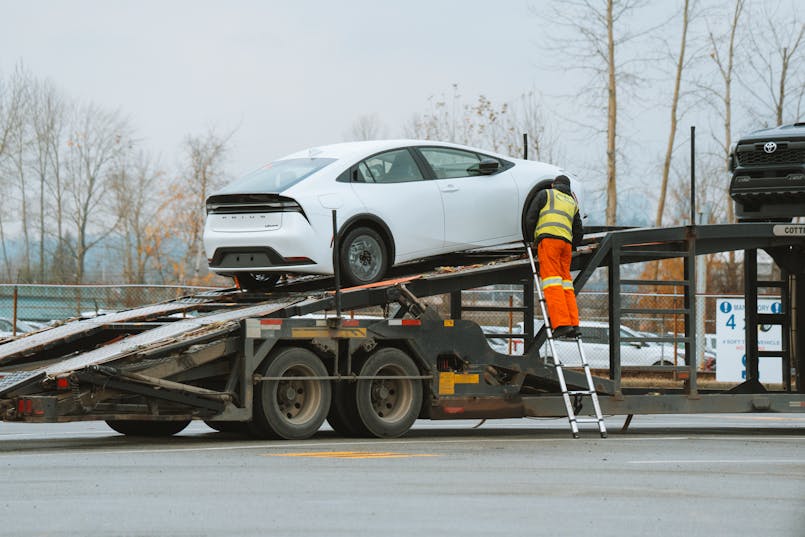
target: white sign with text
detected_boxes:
[715,298,782,383]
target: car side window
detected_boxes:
[419,147,484,179]
[362,149,424,184]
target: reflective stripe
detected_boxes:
[562,280,574,290]
[541,276,563,288]
[535,190,577,242]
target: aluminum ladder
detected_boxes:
[526,243,607,439]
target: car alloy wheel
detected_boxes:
[339,226,388,286]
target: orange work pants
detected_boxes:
[537,238,579,328]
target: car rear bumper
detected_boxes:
[203,212,333,275]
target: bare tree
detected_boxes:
[656,0,693,228]
[741,1,804,126]
[504,90,563,164]
[63,102,133,283]
[30,79,66,281]
[405,86,558,161]
[535,0,654,226]
[170,127,232,284]
[5,73,33,281]
[0,66,31,280]
[110,151,164,283]
[704,0,744,225]
[347,113,386,141]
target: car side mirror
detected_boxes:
[728,151,735,172]
[468,158,500,175]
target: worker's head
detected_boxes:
[552,175,571,192]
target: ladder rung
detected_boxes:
[757,280,784,288]
[758,350,787,358]
[575,418,604,424]
[567,390,594,396]
[756,313,785,325]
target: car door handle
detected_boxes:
[441,184,459,193]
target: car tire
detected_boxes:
[338,226,388,286]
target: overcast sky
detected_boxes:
[3,1,802,225]
[1,1,562,175]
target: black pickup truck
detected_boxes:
[730,122,805,221]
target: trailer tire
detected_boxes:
[106,419,191,437]
[326,381,367,437]
[252,347,331,440]
[355,347,422,438]
[204,420,250,434]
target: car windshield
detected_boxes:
[217,158,336,194]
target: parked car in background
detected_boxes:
[0,318,37,339]
[204,140,581,289]
[488,320,685,369]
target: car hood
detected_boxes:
[738,123,805,142]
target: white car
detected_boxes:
[502,320,681,369]
[0,317,37,339]
[203,140,578,289]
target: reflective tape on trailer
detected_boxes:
[388,319,422,326]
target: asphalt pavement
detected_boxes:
[1,414,804,537]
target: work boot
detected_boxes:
[552,326,572,339]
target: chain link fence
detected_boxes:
[0,284,224,325]
[447,286,779,372]
[0,282,777,374]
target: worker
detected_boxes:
[528,175,584,339]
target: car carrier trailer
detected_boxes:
[1,223,804,439]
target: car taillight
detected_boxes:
[206,195,304,215]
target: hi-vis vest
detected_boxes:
[535,189,577,243]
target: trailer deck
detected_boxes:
[1,223,803,438]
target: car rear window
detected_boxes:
[217,158,336,194]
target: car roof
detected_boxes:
[278,139,517,163]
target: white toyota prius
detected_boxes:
[203,140,580,289]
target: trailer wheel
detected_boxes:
[252,347,331,440]
[355,348,422,438]
[326,381,366,437]
[204,420,250,434]
[106,419,191,437]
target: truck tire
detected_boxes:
[355,347,422,438]
[106,419,191,437]
[252,347,331,440]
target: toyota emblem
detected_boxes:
[764,141,777,153]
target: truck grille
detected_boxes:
[736,144,805,166]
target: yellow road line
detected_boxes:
[263,451,438,459]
